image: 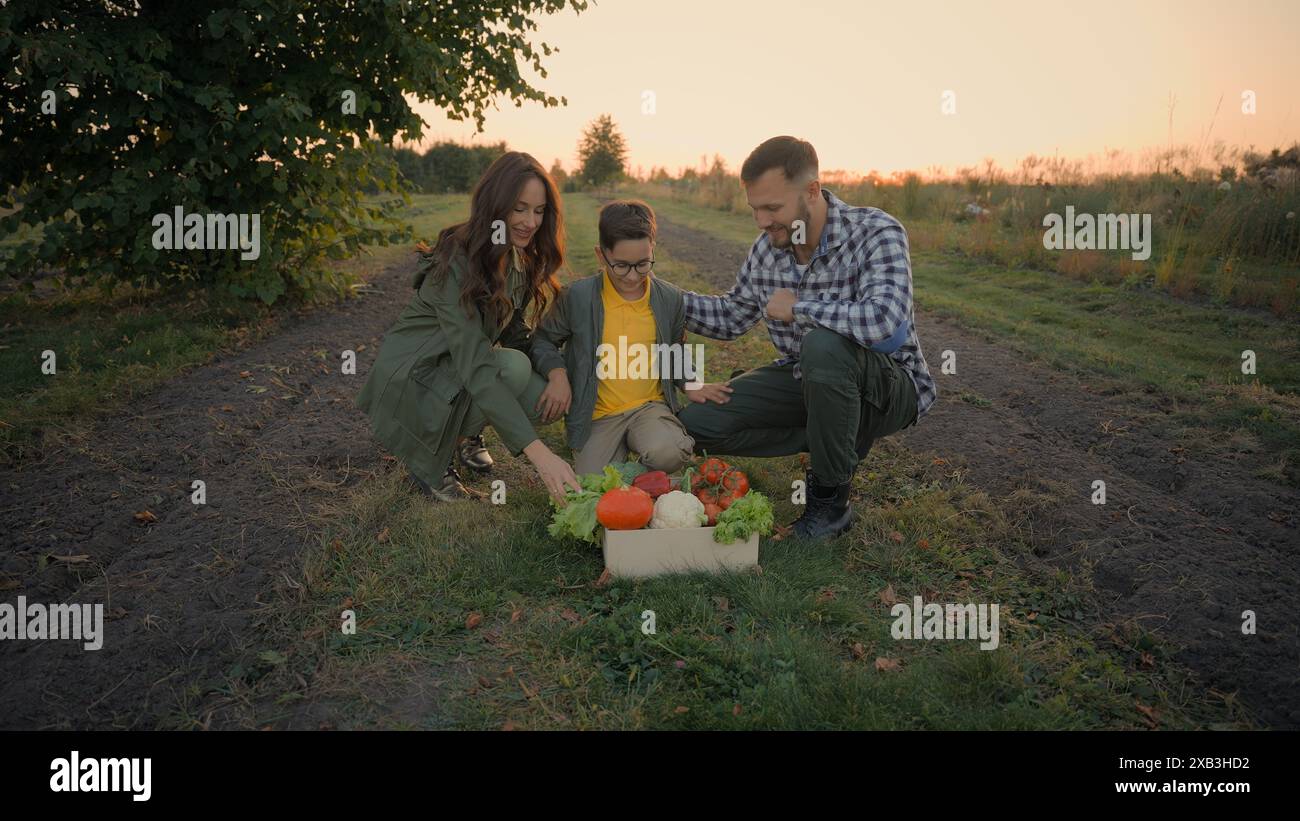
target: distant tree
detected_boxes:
[548,158,569,190]
[576,114,627,190]
[0,0,587,304]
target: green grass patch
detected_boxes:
[0,284,275,461]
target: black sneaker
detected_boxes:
[456,434,494,473]
[792,471,854,538]
[410,467,481,501]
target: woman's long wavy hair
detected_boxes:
[432,152,565,327]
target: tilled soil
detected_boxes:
[654,214,1300,728]
[0,258,422,729]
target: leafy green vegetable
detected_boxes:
[579,464,625,494]
[548,490,601,543]
[551,466,625,543]
[713,491,774,544]
[610,460,648,484]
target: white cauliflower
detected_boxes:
[649,490,707,529]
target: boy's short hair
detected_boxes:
[598,199,657,250]
[741,136,819,185]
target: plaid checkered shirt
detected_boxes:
[681,188,936,419]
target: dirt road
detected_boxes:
[0,259,419,729]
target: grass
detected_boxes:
[0,283,277,462]
[190,193,1249,730]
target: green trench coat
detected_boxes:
[355,248,538,486]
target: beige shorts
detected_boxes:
[574,401,694,476]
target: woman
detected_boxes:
[356,152,582,503]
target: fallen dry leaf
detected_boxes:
[712,595,730,612]
[815,588,837,604]
[501,720,518,731]
[239,370,252,378]
[340,596,353,609]
[851,642,866,659]
[465,612,482,630]
[559,608,581,624]
[375,527,390,544]
[1135,702,1161,727]
[510,608,523,623]
[917,538,931,550]
[874,657,902,672]
[674,706,689,714]
[878,584,900,606]
[732,704,743,717]
[133,510,158,524]
[594,567,612,588]
[889,530,904,544]
[1140,651,1155,668]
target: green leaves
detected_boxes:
[1,0,588,304]
[713,492,775,544]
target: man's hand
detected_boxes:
[684,382,734,404]
[765,288,797,323]
[536,368,572,423]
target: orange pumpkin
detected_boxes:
[596,486,654,530]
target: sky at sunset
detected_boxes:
[407,0,1299,179]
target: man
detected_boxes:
[678,136,937,538]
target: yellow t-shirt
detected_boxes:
[593,272,663,419]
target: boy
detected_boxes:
[530,200,731,475]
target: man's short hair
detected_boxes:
[741,136,819,185]
[598,199,657,250]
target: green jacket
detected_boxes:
[355,248,537,485]
[530,273,689,452]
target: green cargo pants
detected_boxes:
[460,347,548,438]
[678,328,918,487]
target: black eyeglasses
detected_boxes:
[601,250,655,276]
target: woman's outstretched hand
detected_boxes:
[524,440,582,503]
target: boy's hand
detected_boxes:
[536,369,572,423]
[684,382,733,404]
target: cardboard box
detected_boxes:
[601,526,760,579]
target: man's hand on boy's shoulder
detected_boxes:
[684,382,734,404]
